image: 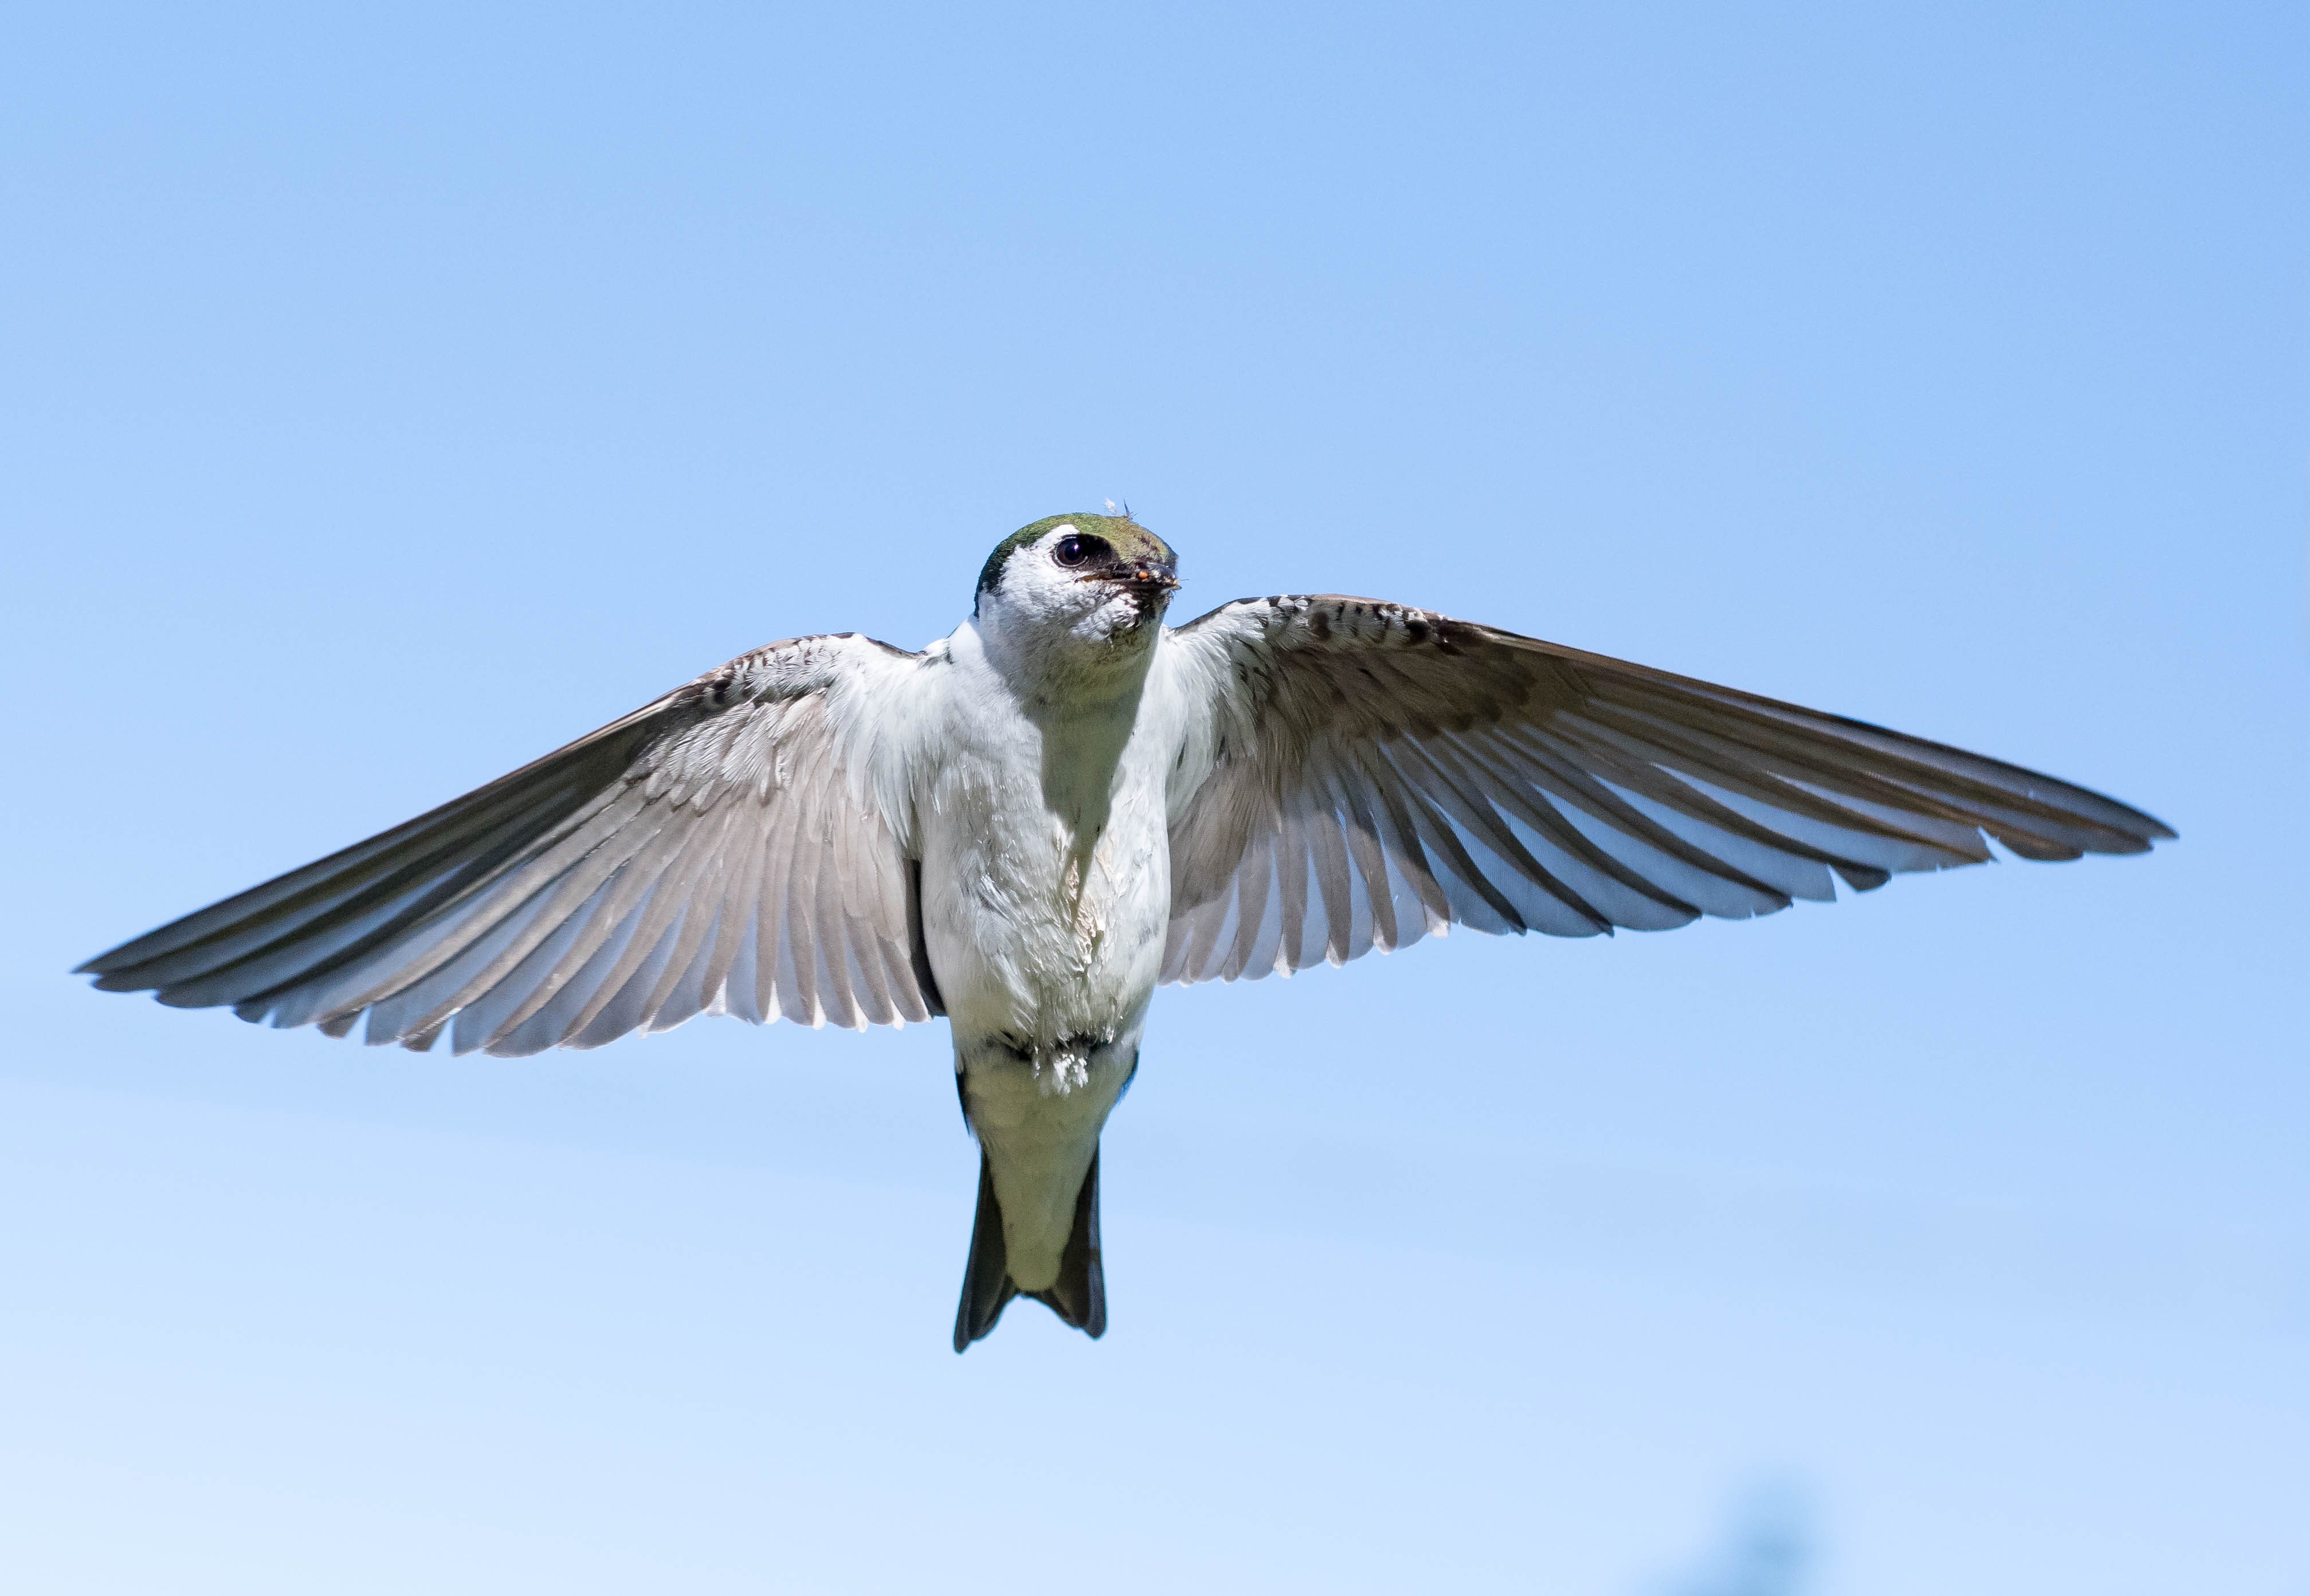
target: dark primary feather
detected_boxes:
[79,633,940,1054]
[1160,595,2172,985]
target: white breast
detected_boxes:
[913,623,1182,1044]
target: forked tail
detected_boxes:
[952,1144,1106,1351]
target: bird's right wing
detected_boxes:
[79,633,944,1054]
[1158,594,2171,984]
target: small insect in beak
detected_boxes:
[1076,565,1181,593]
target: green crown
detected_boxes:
[977,513,1176,598]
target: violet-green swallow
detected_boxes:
[79,512,2172,1349]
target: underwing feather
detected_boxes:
[79,634,938,1054]
[1161,594,2170,985]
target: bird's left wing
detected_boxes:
[80,633,943,1054]
[1158,595,2171,985]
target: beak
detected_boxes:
[1081,562,1179,593]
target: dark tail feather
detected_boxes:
[1030,1146,1106,1337]
[951,1146,1107,1352]
[953,1153,1017,1351]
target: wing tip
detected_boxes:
[85,968,151,993]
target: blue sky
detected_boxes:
[4,3,2305,1591]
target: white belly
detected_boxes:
[911,622,1186,1289]
[917,715,1174,1046]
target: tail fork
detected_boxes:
[952,1146,1105,1351]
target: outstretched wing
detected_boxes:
[80,633,943,1054]
[1158,595,2171,985]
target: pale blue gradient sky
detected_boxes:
[3,5,2305,1592]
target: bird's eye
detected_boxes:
[1052,535,1093,567]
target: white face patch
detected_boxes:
[975,519,1172,670]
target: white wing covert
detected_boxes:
[1159,595,2171,985]
[80,633,942,1054]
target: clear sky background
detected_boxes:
[4,4,2305,1592]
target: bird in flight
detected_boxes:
[80,512,2172,1349]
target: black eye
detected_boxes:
[1052,534,1096,567]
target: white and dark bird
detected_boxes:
[79,513,2174,1348]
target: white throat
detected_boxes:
[972,586,1163,712]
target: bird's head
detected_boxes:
[974,513,1181,654]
